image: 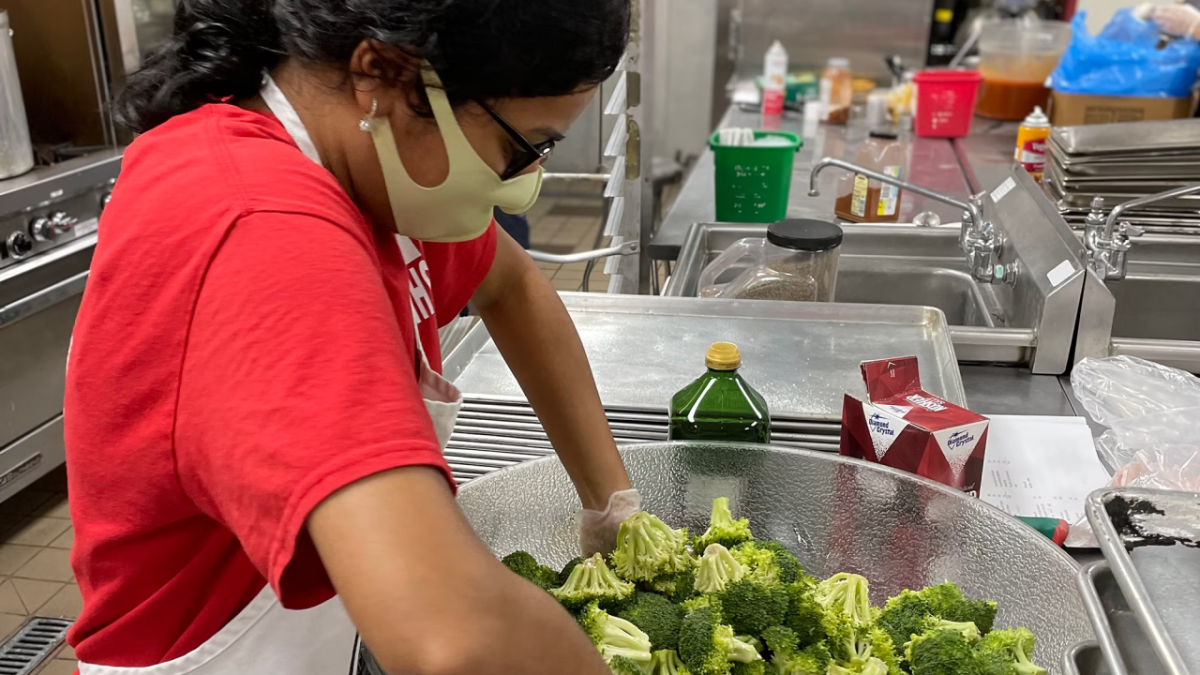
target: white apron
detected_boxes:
[78,76,464,675]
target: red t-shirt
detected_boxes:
[63,104,497,666]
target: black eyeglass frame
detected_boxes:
[478,101,556,181]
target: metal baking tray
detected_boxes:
[1050,146,1200,179]
[1078,560,1168,675]
[1046,170,1200,210]
[1087,488,1200,675]
[1066,641,1113,675]
[1052,121,1200,157]
[443,293,967,423]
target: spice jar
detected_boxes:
[698,219,844,303]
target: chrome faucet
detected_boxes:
[1084,183,1200,282]
[808,158,1007,284]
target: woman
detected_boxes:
[63,0,637,672]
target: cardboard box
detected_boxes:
[840,356,990,495]
[1049,91,1194,126]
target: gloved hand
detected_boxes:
[1152,3,1200,38]
[578,489,641,557]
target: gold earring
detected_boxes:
[359,99,378,132]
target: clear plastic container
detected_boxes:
[835,130,910,223]
[698,219,843,302]
[976,20,1071,120]
[819,58,853,125]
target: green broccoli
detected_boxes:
[579,601,654,669]
[916,582,998,635]
[650,650,692,675]
[730,542,780,584]
[695,544,747,594]
[828,657,892,675]
[760,626,831,675]
[824,616,901,675]
[561,556,586,585]
[682,594,721,614]
[500,551,560,590]
[678,607,762,675]
[876,589,934,651]
[975,628,1045,675]
[648,566,698,604]
[814,573,873,628]
[610,656,652,675]
[923,615,980,643]
[904,629,979,675]
[782,579,827,647]
[717,578,789,637]
[613,512,693,583]
[755,540,803,584]
[618,592,686,652]
[552,553,635,611]
[694,498,754,551]
[730,661,768,675]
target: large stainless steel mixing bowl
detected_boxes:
[457,442,1093,673]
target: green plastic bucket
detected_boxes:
[710,130,803,223]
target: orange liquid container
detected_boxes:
[819,58,853,125]
[976,20,1070,121]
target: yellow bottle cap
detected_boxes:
[706,342,742,371]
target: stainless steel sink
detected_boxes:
[1077,235,1200,372]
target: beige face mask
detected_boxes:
[366,71,544,243]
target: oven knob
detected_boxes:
[49,211,78,235]
[6,231,33,258]
[30,217,57,242]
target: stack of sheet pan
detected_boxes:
[1046,120,1200,235]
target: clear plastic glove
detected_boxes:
[1152,3,1200,38]
[578,489,641,557]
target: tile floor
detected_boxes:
[525,182,615,293]
[0,466,78,672]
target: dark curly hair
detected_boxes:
[115,0,632,133]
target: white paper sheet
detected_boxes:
[979,415,1112,523]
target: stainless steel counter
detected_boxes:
[651,106,975,261]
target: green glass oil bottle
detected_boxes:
[668,342,771,443]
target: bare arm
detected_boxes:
[472,230,632,511]
[308,466,611,675]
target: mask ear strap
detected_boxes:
[419,65,476,160]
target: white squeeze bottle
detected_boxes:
[762,40,788,117]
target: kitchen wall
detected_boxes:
[1075,0,1172,32]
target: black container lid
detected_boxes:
[767,219,844,252]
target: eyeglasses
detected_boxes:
[479,101,556,181]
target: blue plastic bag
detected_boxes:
[1050,9,1200,98]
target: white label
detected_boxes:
[863,403,910,461]
[990,177,1016,204]
[877,404,913,418]
[877,166,902,217]
[932,420,990,483]
[73,218,99,238]
[1047,260,1075,288]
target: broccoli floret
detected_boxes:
[916,582,998,635]
[904,629,979,675]
[694,498,754,551]
[975,628,1045,675]
[678,607,762,675]
[755,540,802,584]
[648,567,698,604]
[500,550,560,590]
[782,579,827,647]
[610,656,652,675]
[923,616,980,643]
[561,557,586,585]
[814,573,873,628]
[682,594,721,614]
[824,616,902,675]
[651,650,693,675]
[876,589,934,651]
[613,512,693,583]
[579,601,654,668]
[731,662,767,675]
[552,553,635,611]
[828,657,892,675]
[760,626,830,675]
[695,544,747,594]
[717,578,789,636]
[730,542,780,584]
[619,592,685,652]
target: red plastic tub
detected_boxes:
[913,70,983,138]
